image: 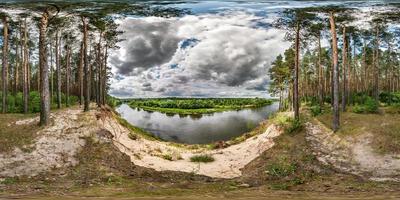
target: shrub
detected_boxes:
[284,118,303,135]
[352,96,379,114]
[266,162,297,177]
[190,154,215,163]
[161,154,173,161]
[310,105,321,116]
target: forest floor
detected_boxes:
[0,105,399,199]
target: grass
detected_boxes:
[317,108,400,154]
[239,115,323,190]
[190,155,215,163]
[0,113,41,153]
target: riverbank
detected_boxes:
[1,105,400,199]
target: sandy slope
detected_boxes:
[0,106,282,179]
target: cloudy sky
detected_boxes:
[108,0,396,98]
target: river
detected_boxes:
[116,103,279,144]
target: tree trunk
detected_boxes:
[374,26,379,100]
[102,45,108,105]
[39,10,50,126]
[2,16,9,113]
[65,45,71,107]
[56,30,61,109]
[82,16,90,112]
[23,18,29,114]
[50,39,54,102]
[341,26,347,112]
[329,12,340,132]
[293,22,300,120]
[318,33,323,108]
[79,41,84,106]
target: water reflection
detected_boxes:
[116,102,278,144]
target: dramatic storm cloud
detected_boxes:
[110,11,290,98]
[110,18,182,75]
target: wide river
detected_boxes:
[116,102,279,144]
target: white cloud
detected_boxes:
[110,11,290,98]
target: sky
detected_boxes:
[101,1,400,98]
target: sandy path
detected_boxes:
[305,120,400,182]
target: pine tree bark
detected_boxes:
[341,26,347,111]
[329,12,340,132]
[373,26,380,100]
[318,33,323,108]
[23,18,29,113]
[82,16,90,112]
[39,9,50,126]
[2,16,9,113]
[293,22,300,120]
[56,30,61,109]
[79,41,84,106]
[65,45,71,107]
[102,45,108,105]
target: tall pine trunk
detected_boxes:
[318,33,323,108]
[2,16,9,113]
[39,10,50,126]
[373,26,379,100]
[79,42,84,106]
[293,22,300,120]
[65,45,71,107]
[341,26,347,111]
[56,30,61,109]
[23,18,29,113]
[82,16,90,112]
[329,12,340,132]
[102,45,108,105]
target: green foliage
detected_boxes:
[266,162,297,177]
[274,114,303,135]
[107,96,122,108]
[284,118,303,135]
[190,155,215,163]
[128,98,273,110]
[0,91,78,113]
[310,105,322,116]
[379,92,400,105]
[353,96,379,114]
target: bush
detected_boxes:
[190,154,215,163]
[352,96,379,114]
[284,118,303,135]
[379,92,400,105]
[310,105,321,116]
[266,162,297,177]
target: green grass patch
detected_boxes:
[190,155,215,163]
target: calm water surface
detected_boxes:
[116,103,278,144]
